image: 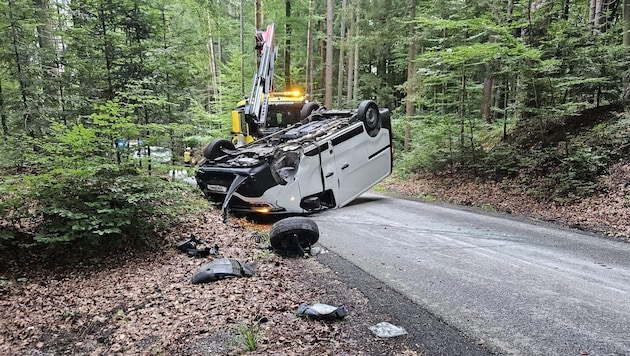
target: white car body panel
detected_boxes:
[196,102,393,215]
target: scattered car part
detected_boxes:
[269,217,319,256]
[296,303,347,320]
[191,258,255,284]
[176,235,219,258]
[369,322,408,338]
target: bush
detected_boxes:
[1,164,204,250]
[479,145,521,180]
[0,99,210,253]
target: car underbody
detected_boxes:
[196,101,393,219]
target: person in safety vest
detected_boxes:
[183,147,192,166]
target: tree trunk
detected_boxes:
[346,0,355,103]
[8,0,32,132]
[404,0,417,153]
[306,0,314,97]
[207,15,218,112]
[352,9,360,102]
[481,34,496,122]
[320,20,326,96]
[481,77,493,122]
[0,79,7,137]
[459,68,466,153]
[324,0,334,109]
[240,0,245,96]
[33,0,59,109]
[337,0,347,109]
[98,6,114,100]
[623,18,630,102]
[285,1,291,90]
[562,0,570,20]
[255,0,262,30]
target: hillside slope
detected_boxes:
[381,167,630,241]
[385,103,630,241]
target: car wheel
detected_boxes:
[357,100,381,137]
[300,102,321,122]
[269,217,319,256]
[203,139,235,160]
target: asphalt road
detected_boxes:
[310,192,630,356]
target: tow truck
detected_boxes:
[228,23,311,148]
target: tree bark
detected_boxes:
[285,1,291,90]
[481,33,496,122]
[240,0,245,96]
[33,0,59,107]
[324,0,334,109]
[404,0,417,153]
[624,0,630,99]
[320,20,325,96]
[207,14,218,112]
[481,77,493,122]
[8,0,32,132]
[255,0,262,30]
[352,8,360,102]
[98,6,114,100]
[346,0,355,103]
[306,0,314,97]
[337,0,347,108]
[0,79,7,137]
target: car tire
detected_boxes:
[203,139,235,160]
[300,102,321,122]
[269,217,319,256]
[357,100,381,137]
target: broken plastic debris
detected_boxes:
[176,234,219,258]
[369,322,408,338]
[296,303,347,320]
[191,258,255,284]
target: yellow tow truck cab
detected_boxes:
[231,90,306,146]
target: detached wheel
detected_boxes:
[269,217,319,256]
[357,100,381,137]
[300,102,321,121]
[203,139,234,160]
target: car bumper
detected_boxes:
[196,163,296,213]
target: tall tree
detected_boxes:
[306,0,314,97]
[404,0,417,153]
[624,0,630,98]
[337,0,347,108]
[284,1,292,89]
[324,0,333,108]
[345,0,356,103]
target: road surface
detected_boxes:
[311,193,630,355]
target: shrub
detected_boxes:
[1,163,204,250]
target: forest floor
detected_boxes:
[1,168,628,355]
[379,163,630,242]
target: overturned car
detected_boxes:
[195,100,393,216]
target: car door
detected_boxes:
[331,124,372,206]
[298,140,339,203]
[319,140,339,197]
[333,123,392,207]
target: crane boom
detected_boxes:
[244,23,277,130]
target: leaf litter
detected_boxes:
[0,207,420,355]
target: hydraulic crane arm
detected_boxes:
[244,23,277,130]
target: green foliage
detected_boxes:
[0,98,206,250]
[1,163,203,249]
[479,145,521,180]
[236,322,260,351]
[517,146,607,203]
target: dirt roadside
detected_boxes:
[2,203,479,355]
